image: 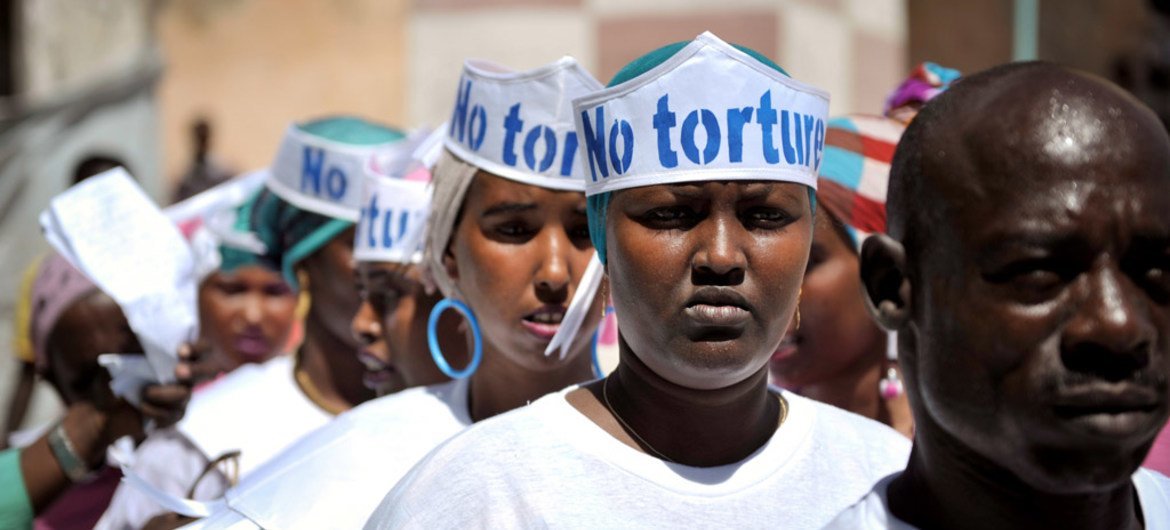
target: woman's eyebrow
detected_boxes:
[739,183,777,201]
[482,202,538,217]
[665,184,706,199]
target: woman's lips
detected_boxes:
[683,287,753,328]
[684,304,750,326]
[232,333,273,361]
[357,350,389,372]
[362,368,395,391]
[521,305,566,340]
[357,350,397,392]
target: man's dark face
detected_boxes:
[909,77,1170,494]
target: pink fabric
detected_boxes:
[1144,424,1170,475]
[29,253,97,373]
[33,465,121,530]
[599,310,618,346]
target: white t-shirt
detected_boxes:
[365,387,911,529]
[824,468,1170,529]
[98,355,332,529]
[184,378,472,530]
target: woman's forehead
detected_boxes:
[615,180,804,200]
[467,171,585,207]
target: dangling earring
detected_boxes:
[295,270,312,321]
[879,332,904,400]
[428,298,483,379]
[599,280,609,321]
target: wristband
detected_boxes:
[47,422,93,483]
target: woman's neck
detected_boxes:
[296,314,366,415]
[603,340,780,467]
[799,355,913,437]
[467,340,596,423]
[890,424,1143,530]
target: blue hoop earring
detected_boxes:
[428,298,483,379]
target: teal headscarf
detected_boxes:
[585,43,815,265]
[217,190,265,273]
[250,117,405,289]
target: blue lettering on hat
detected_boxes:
[608,120,634,175]
[813,118,825,170]
[802,114,815,167]
[727,106,753,163]
[382,209,409,248]
[581,106,609,181]
[500,102,576,178]
[681,109,720,165]
[559,132,578,177]
[362,198,417,251]
[582,89,823,180]
[450,78,472,144]
[502,103,524,167]
[780,110,799,165]
[364,195,380,248]
[524,126,557,173]
[450,77,488,152]
[301,147,347,200]
[756,92,780,164]
[653,95,678,168]
[467,106,487,151]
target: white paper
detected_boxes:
[544,253,603,360]
[572,31,829,196]
[443,57,602,191]
[39,168,199,394]
[98,354,156,407]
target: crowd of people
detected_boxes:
[0,30,1168,529]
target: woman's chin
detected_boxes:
[641,348,770,391]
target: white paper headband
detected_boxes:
[266,124,406,221]
[572,32,831,196]
[354,129,439,264]
[443,57,603,191]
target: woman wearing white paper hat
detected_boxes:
[367,33,910,529]
[178,59,609,529]
[178,138,462,530]
[97,117,411,529]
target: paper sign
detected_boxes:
[39,168,199,393]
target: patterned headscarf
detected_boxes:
[13,253,99,373]
[217,190,268,274]
[816,115,907,250]
[883,62,961,124]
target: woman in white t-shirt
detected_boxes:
[366,32,911,530]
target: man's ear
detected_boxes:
[860,234,912,331]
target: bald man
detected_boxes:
[829,62,1170,529]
